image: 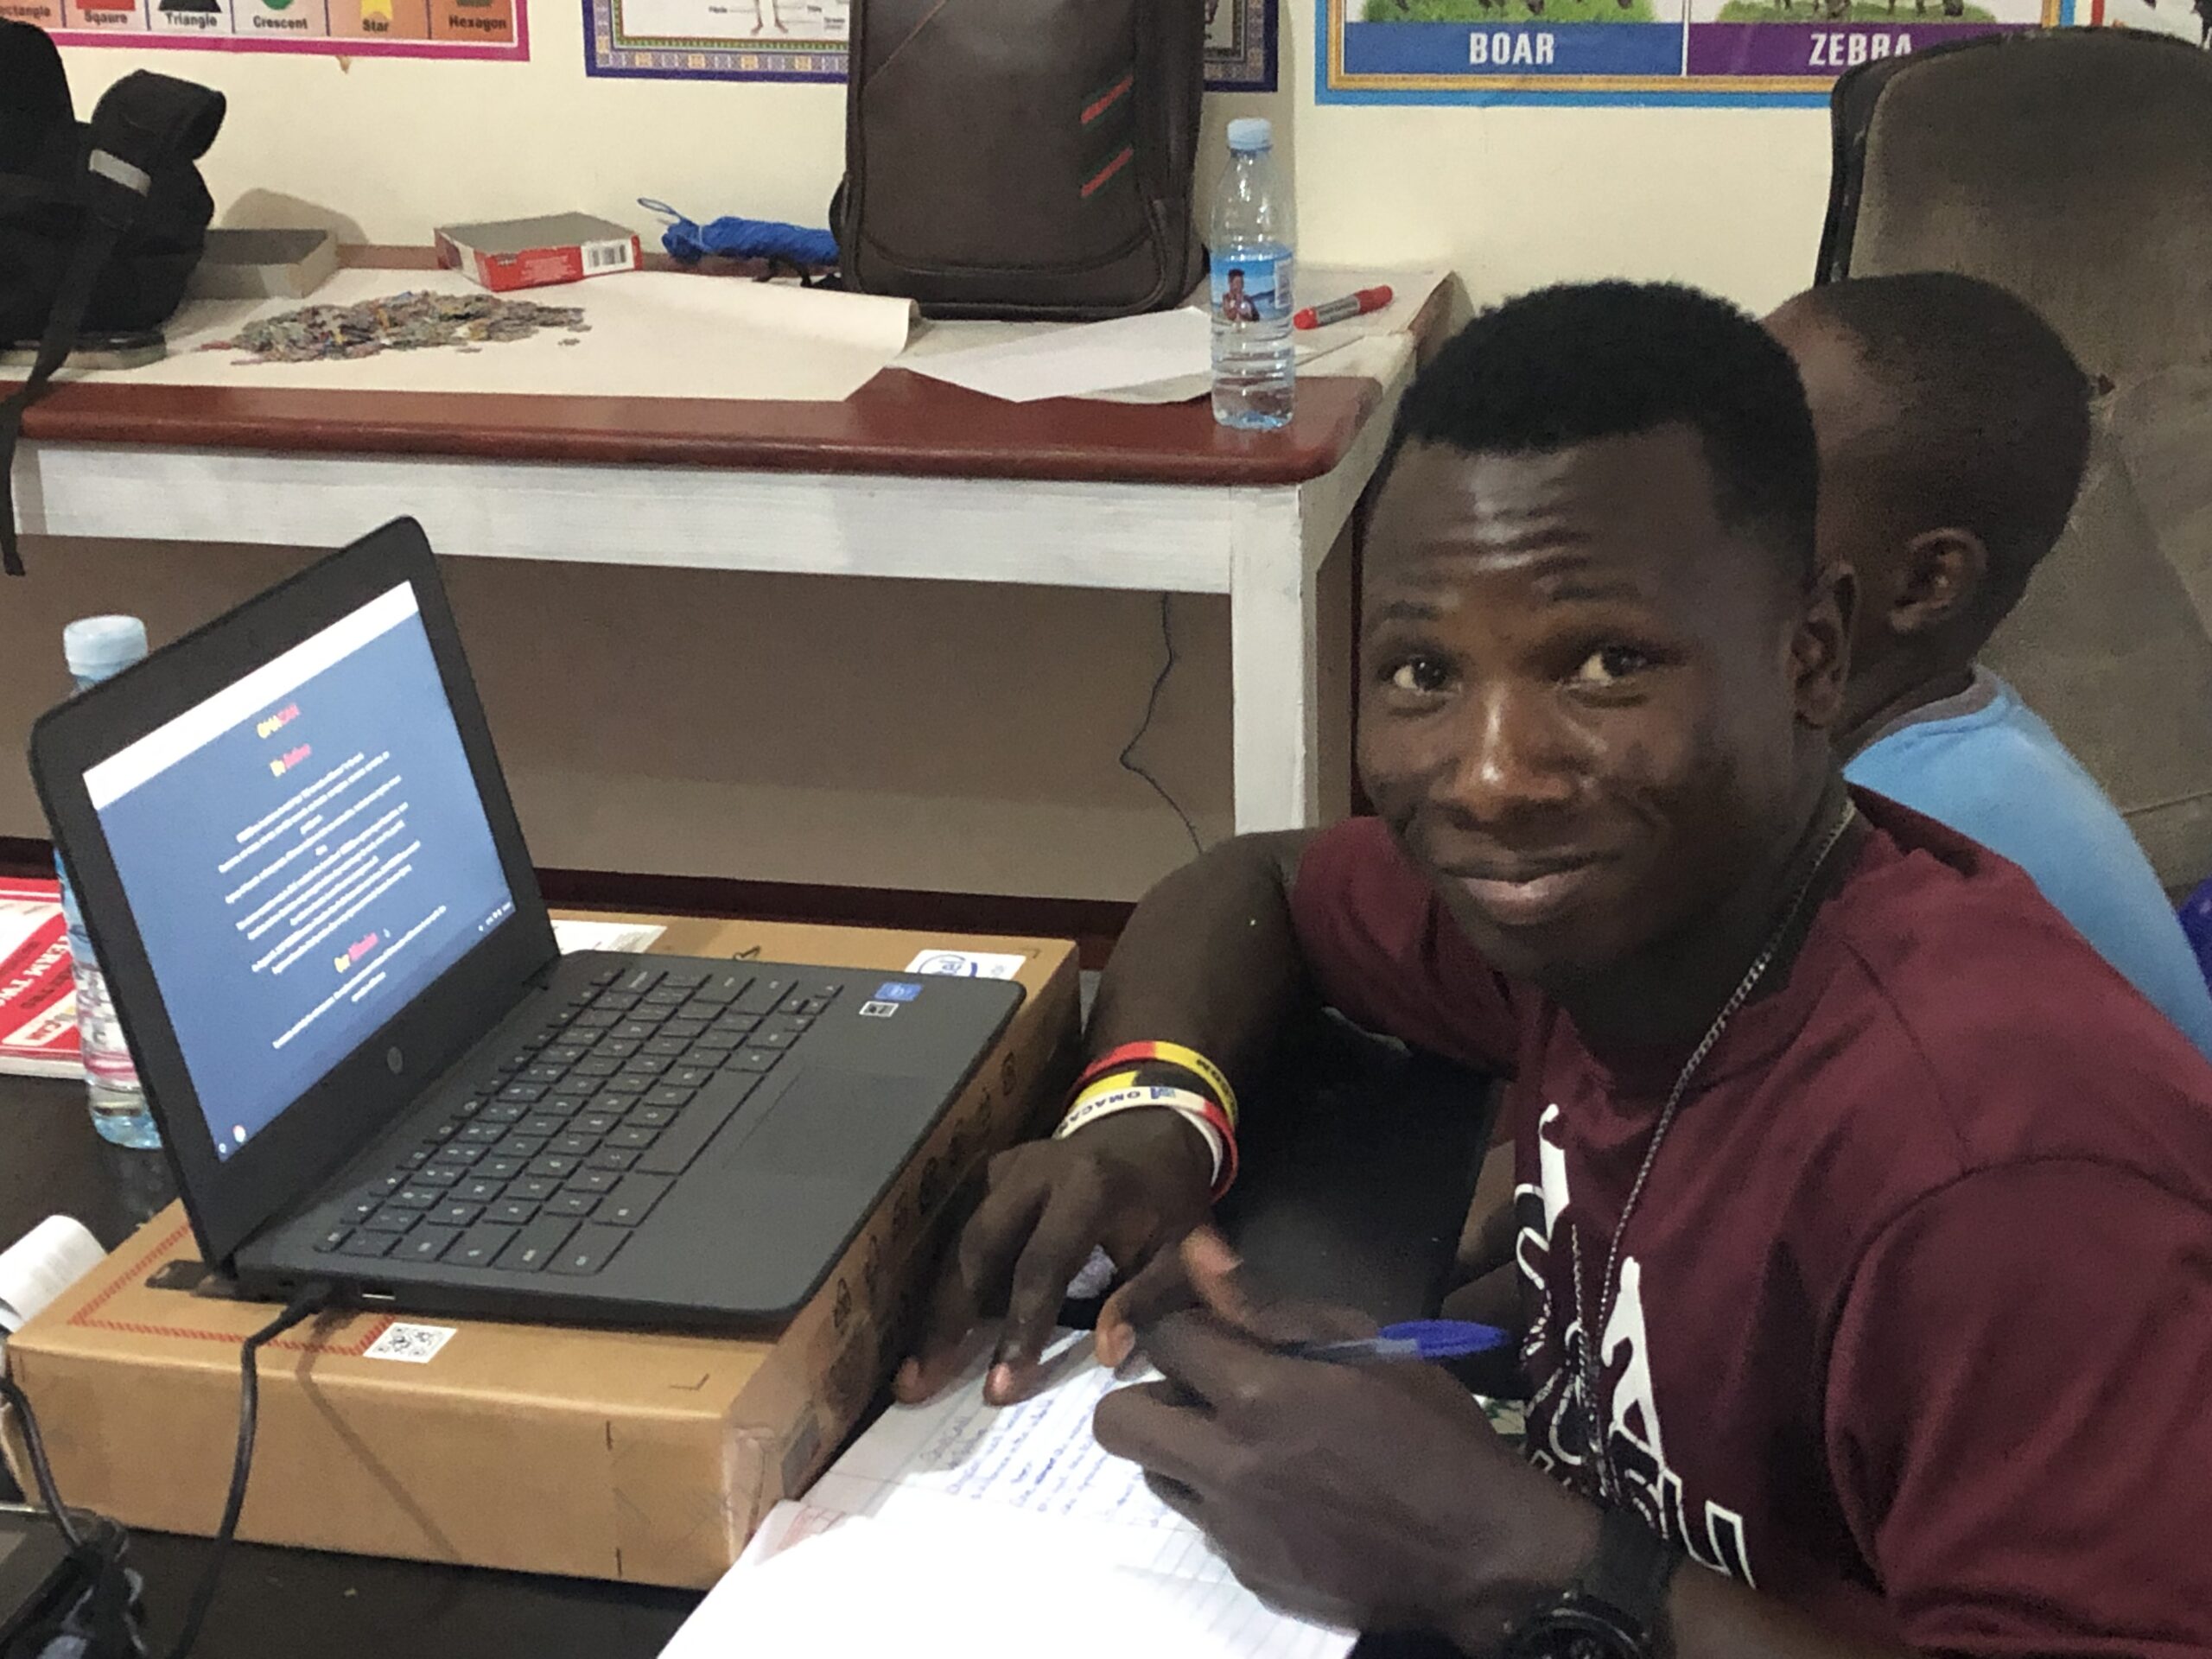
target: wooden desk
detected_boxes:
[10,253,1446,837]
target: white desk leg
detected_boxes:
[1230,492,1322,835]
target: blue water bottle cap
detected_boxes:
[63,615,149,683]
[1227,118,1274,153]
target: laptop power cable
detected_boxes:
[1,1277,335,1659]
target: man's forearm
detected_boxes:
[1086,830,1316,1098]
[1447,1516,1915,1659]
[1667,1567,1914,1659]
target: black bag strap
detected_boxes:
[0,69,224,576]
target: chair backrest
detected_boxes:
[1821,29,2212,893]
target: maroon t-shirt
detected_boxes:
[1287,794,2212,1656]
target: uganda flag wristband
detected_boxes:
[1077,1040,1239,1129]
[1054,1082,1238,1199]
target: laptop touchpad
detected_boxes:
[728,1070,937,1179]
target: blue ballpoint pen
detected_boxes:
[1280,1319,1513,1363]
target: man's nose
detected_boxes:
[1435,688,1580,824]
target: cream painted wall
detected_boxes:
[57,1,1836,312]
[31,10,1838,901]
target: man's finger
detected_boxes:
[1141,1470,1207,1526]
[1096,1245,1198,1370]
[1092,1376,1234,1494]
[899,1160,1057,1401]
[894,1235,1001,1402]
[1180,1226,1261,1327]
[1136,1308,1297,1416]
[1179,1229,1376,1348]
[987,1184,1107,1403]
[953,1170,1051,1312]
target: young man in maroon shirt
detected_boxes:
[895,282,2212,1656]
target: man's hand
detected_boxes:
[1091,1230,1599,1649]
[894,1107,1215,1406]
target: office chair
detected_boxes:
[1818,28,2212,893]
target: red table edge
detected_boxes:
[10,248,1458,488]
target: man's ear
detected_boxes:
[1792,561,1853,730]
[1891,529,1990,636]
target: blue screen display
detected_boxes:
[88,584,515,1157]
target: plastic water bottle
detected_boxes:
[1209,117,1295,431]
[58,615,160,1150]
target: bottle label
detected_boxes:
[1211,251,1292,325]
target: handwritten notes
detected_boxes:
[659,1336,1354,1659]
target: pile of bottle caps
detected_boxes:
[208,290,591,365]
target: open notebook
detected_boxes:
[658,1334,1356,1658]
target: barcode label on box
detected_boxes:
[582,238,634,273]
[365,1321,457,1364]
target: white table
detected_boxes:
[9,254,1441,837]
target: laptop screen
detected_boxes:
[83,581,518,1160]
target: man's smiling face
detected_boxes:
[1357,428,1841,992]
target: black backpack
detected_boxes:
[0,20,226,575]
[835,0,1206,320]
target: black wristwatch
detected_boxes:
[1497,1505,1681,1659]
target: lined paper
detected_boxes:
[662,1336,1355,1659]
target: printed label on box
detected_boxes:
[904,950,1027,981]
[581,237,637,275]
[364,1321,457,1363]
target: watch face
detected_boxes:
[1559,1638,1639,1659]
[1507,1603,1647,1659]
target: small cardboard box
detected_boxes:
[186,229,340,302]
[435,213,641,292]
[2,916,1078,1588]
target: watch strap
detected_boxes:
[1570,1505,1680,1656]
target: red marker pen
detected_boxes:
[1293,284,1394,330]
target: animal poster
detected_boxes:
[1321,0,2071,103]
[20,0,524,56]
[2090,0,2208,47]
[586,0,1276,90]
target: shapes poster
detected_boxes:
[16,0,525,56]
[585,0,1276,91]
[1322,0,2072,104]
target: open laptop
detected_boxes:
[29,518,1023,1328]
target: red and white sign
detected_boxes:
[0,877,79,1079]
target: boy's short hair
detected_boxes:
[1795,271,2091,622]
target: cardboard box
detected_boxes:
[2,916,1079,1588]
[434,213,642,293]
[186,229,340,302]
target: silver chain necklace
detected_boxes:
[1567,799,1859,1503]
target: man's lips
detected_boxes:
[1438,855,1617,927]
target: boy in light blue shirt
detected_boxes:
[1768,273,2212,1059]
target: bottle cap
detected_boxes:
[63,615,149,682]
[1227,118,1274,153]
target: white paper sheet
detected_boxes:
[0,1216,105,1337]
[899,305,1215,404]
[75,269,917,404]
[551,918,667,956]
[659,1335,1355,1659]
[898,268,1452,405]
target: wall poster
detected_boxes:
[587,0,1277,90]
[1321,0,2077,104]
[19,0,524,57]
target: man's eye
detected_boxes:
[1570,646,1652,687]
[1389,658,1451,695]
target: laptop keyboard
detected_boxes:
[310,963,839,1277]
